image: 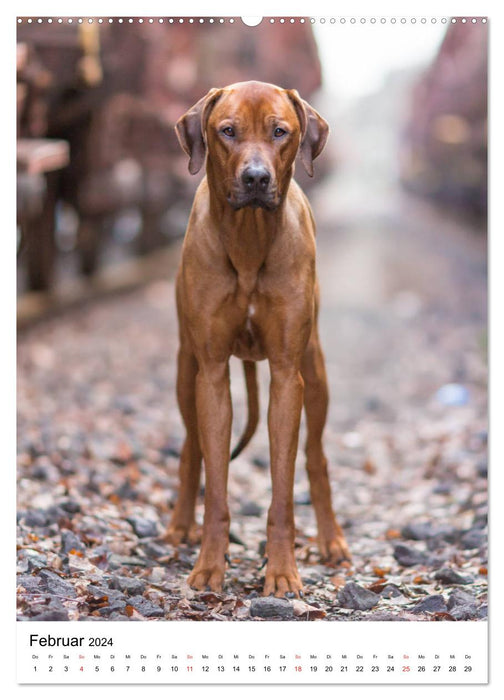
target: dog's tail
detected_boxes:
[230,360,259,460]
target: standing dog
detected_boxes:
[167,81,350,598]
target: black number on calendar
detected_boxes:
[48,666,53,672]
[249,665,255,672]
[371,666,379,672]
[325,665,333,672]
[418,666,426,672]
[464,666,473,672]
[202,665,209,672]
[110,666,115,672]
[156,666,161,672]
[89,637,113,647]
[265,665,272,672]
[433,666,441,672]
[218,666,225,672]
[387,666,395,672]
[171,666,178,672]
[233,666,240,672]
[310,665,318,672]
[64,666,69,672]
[279,666,286,672]
[126,665,130,672]
[449,666,456,672]
[340,665,348,672]
[94,666,99,672]
[141,666,146,672]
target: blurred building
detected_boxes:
[17,19,323,293]
[400,22,487,220]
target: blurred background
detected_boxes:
[16,18,325,313]
[17,18,488,621]
[16,17,487,313]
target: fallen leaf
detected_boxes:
[432,612,455,621]
[386,529,401,540]
[363,458,376,475]
[292,599,326,619]
[368,578,388,593]
[198,592,223,606]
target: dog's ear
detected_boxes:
[175,88,223,175]
[286,89,329,177]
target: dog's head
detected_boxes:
[175,80,329,211]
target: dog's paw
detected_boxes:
[164,521,202,546]
[318,534,352,565]
[163,524,186,546]
[263,564,304,598]
[187,522,203,544]
[187,563,226,592]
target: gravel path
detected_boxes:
[17,171,487,621]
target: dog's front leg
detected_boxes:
[264,363,305,598]
[187,359,232,592]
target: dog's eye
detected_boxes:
[273,127,287,138]
[222,126,235,138]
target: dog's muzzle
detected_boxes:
[228,164,278,210]
[242,164,271,193]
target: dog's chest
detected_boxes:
[230,281,267,361]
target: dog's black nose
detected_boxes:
[241,165,271,192]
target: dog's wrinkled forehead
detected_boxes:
[209,82,298,130]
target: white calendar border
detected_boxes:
[5,0,501,696]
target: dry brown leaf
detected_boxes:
[385,529,401,539]
[432,612,455,621]
[368,578,388,593]
[363,458,376,475]
[292,600,326,619]
[199,592,223,606]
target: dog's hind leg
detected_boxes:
[301,328,351,565]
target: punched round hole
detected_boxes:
[241,16,263,26]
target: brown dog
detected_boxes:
[167,81,350,597]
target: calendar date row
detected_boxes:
[33,663,473,674]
